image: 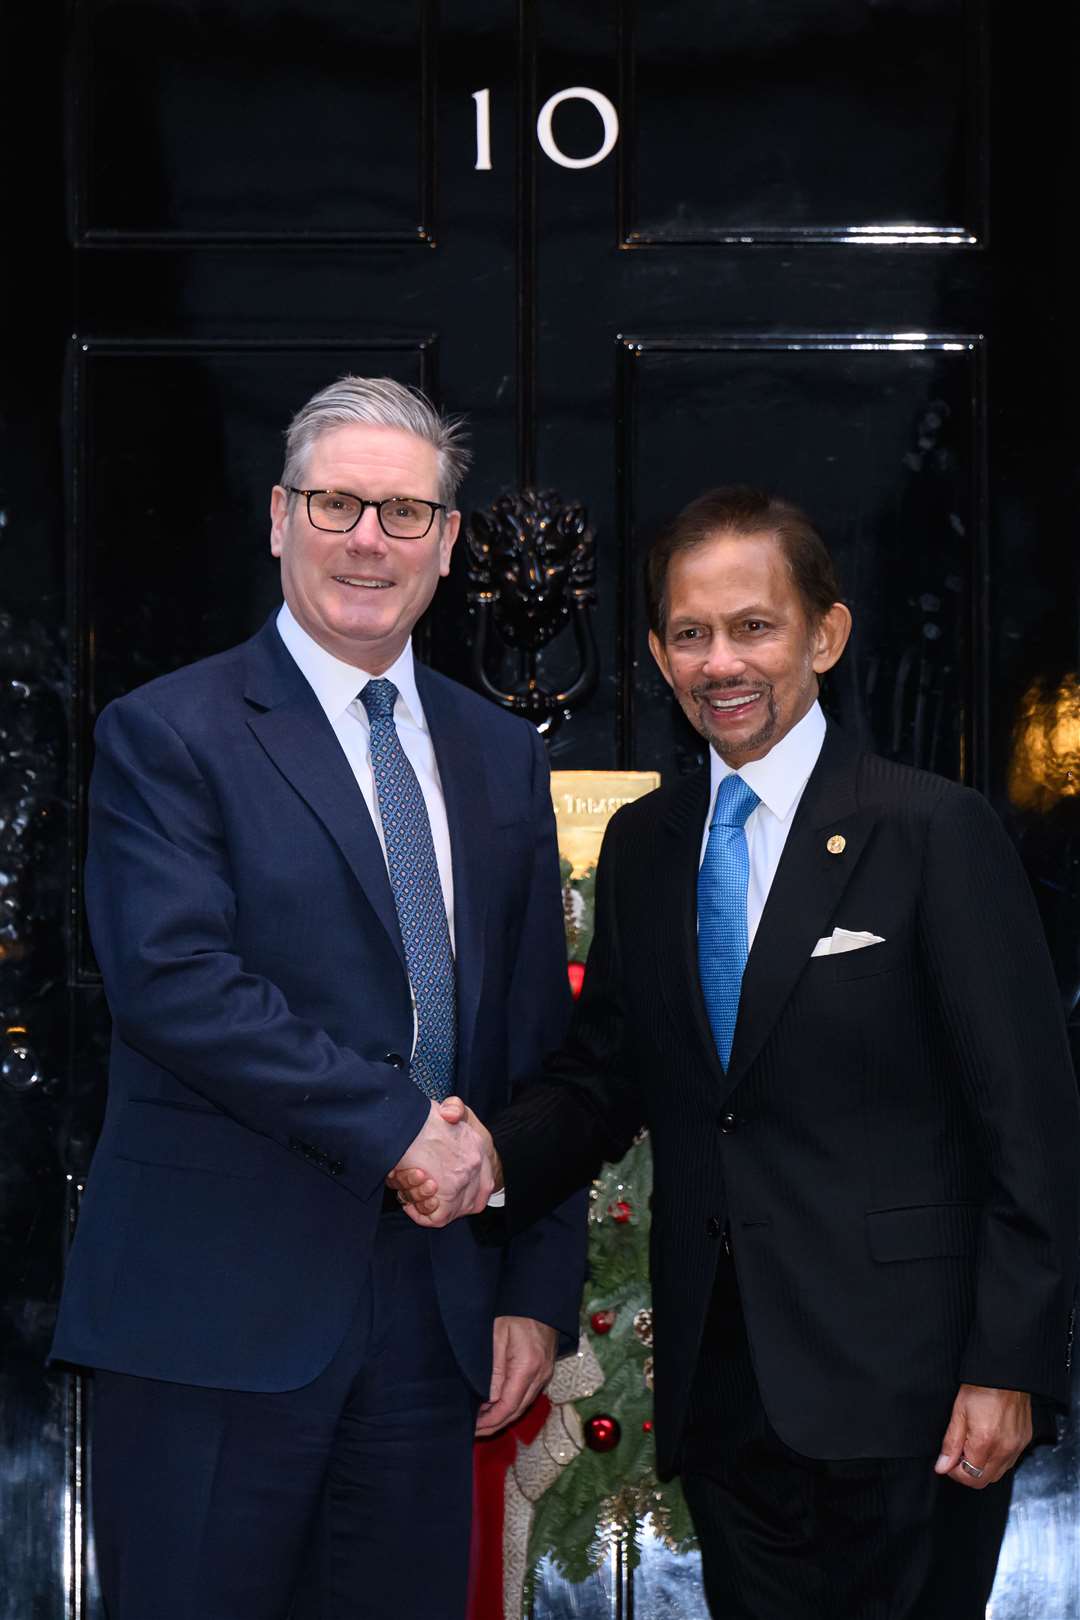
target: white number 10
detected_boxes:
[473,86,619,172]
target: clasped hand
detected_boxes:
[387,1098,500,1227]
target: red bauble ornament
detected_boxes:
[567,961,586,999]
[642,1420,653,1433]
[590,1309,616,1336]
[608,1200,633,1224]
[583,1413,622,1453]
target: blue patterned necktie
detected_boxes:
[360,678,456,1101]
[698,773,760,1071]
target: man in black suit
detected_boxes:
[393,487,1080,1618]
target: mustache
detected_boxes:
[690,680,771,702]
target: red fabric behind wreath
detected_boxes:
[468,1395,553,1619]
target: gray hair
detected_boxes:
[280,375,472,508]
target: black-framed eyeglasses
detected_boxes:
[287,487,448,539]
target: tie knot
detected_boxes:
[711,773,759,830]
[359,678,399,722]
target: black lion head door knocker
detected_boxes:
[465,489,598,734]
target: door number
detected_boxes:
[472,87,619,172]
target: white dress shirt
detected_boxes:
[699,701,827,948]
[276,603,455,951]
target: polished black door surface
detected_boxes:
[3,3,1076,1614]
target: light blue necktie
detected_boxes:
[360,679,456,1102]
[698,773,760,1071]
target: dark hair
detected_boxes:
[645,485,843,637]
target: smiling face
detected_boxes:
[269,422,460,672]
[648,530,851,766]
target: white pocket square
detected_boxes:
[811,927,886,958]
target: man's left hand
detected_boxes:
[475,1316,558,1437]
[934,1383,1032,1488]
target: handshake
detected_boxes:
[386,1098,502,1227]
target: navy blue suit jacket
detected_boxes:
[52,615,586,1394]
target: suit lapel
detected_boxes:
[657,768,728,1089]
[414,666,491,1079]
[238,618,503,1083]
[241,620,406,970]
[722,724,877,1097]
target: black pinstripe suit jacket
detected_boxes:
[493,721,1080,1476]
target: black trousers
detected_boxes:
[679,1250,1012,1620]
[90,1211,479,1620]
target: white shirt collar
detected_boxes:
[275,602,426,729]
[708,700,827,824]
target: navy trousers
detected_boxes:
[90,1211,479,1620]
[679,1247,1012,1620]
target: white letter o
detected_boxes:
[536,87,619,170]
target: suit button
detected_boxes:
[706,1216,723,1239]
[720,1112,738,1135]
[384,1052,405,1069]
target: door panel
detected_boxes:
[619,336,981,781]
[76,0,437,243]
[623,0,983,244]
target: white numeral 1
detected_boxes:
[472,89,492,171]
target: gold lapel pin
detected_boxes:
[827,834,846,855]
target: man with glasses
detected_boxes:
[52,376,586,1619]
